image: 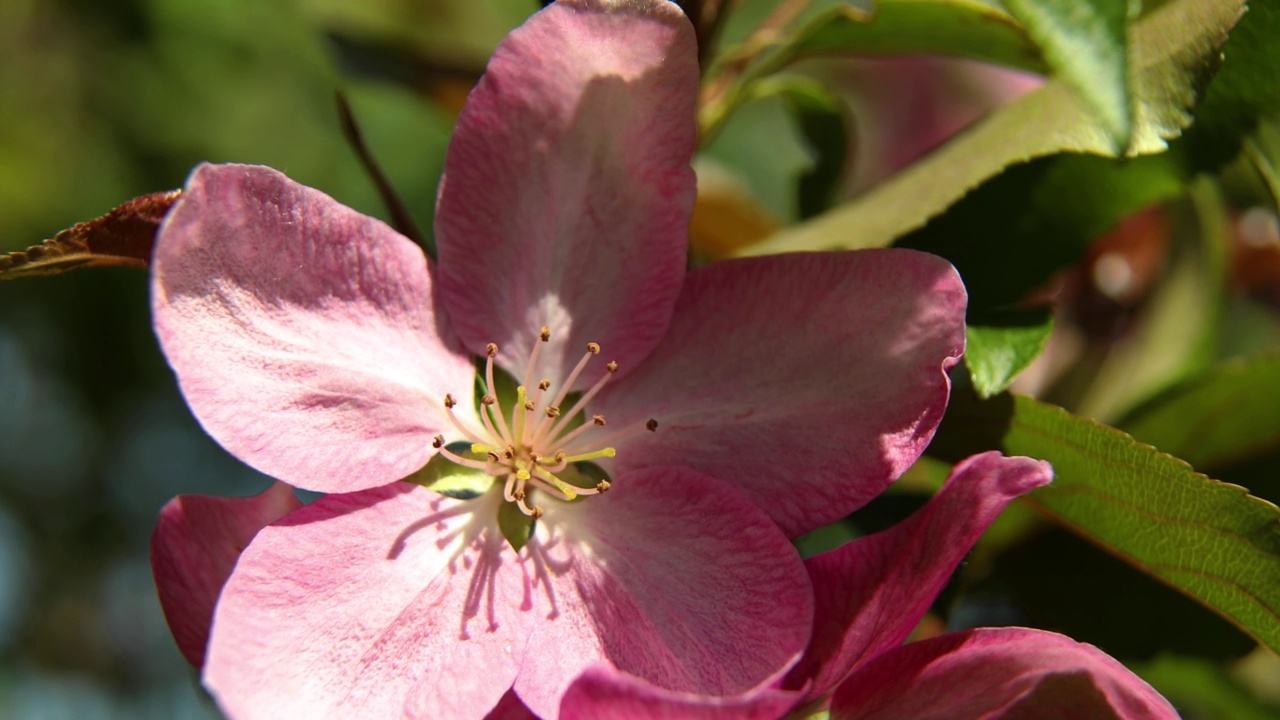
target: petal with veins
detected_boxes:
[153,163,475,494]
[436,0,698,386]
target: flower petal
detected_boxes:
[203,484,536,720]
[435,0,698,387]
[829,627,1178,719]
[558,665,803,720]
[512,467,813,719]
[150,481,301,667]
[592,250,967,537]
[789,453,1052,701]
[153,163,475,493]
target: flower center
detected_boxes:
[432,327,657,518]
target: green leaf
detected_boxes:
[930,392,1280,655]
[746,75,849,219]
[1,190,179,280]
[767,0,1046,72]
[1002,0,1132,152]
[402,443,494,500]
[964,307,1055,399]
[1121,353,1280,473]
[1134,654,1280,720]
[1182,0,1280,170]
[702,0,1046,142]
[739,0,1244,256]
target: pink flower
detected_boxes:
[149,0,964,717]
[471,454,1179,719]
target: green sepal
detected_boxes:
[965,307,1055,399]
[498,498,535,553]
[402,442,494,500]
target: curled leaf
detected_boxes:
[1,189,180,280]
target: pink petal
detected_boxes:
[150,481,301,667]
[514,467,813,719]
[592,250,967,538]
[829,627,1178,719]
[558,665,802,720]
[153,163,475,493]
[790,453,1052,701]
[435,0,698,387]
[204,484,538,720]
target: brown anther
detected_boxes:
[545,406,561,418]
[444,394,457,409]
[531,506,544,520]
[595,480,612,493]
[586,342,601,355]
[485,343,498,358]
[529,452,542,463]
[432,435,445,448]
[554,450,566,462]
[487,451,501,463]
[538,379,551,391]
[540,326,551,342]
[504,447,515,459]
[513,489,526,501]
[481,395,496,406]
[646,418,659,432]
[592,414,607,426]
[524,400,535,411]
[606,361,619,373]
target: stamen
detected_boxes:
[551,414,606,451]
[561,418,658,456]
[443,395,487,445]
[484,348,513,442]
[567,478,611,496]
[543,360,619,447]
[546,343,602,412]
[437,445,492,471]
[521,326,551,391]
[432,435,444,449]
[477,395,503,440]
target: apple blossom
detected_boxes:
[149,0,966,717]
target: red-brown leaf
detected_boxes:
[0,189,181,280]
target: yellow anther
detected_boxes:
[486,343,498,358]
[586,342,601,355]
[538,379,551,391]
[596,480,611,493]
[545,406,561,418]
[606,361,619,373]
[539,326,551,342]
